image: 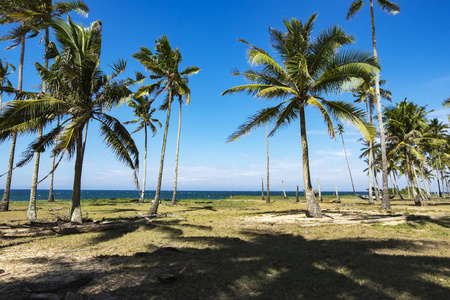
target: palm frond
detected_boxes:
[346,0,364,20]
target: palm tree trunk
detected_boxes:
[406,154,421,206]
[370,0,390,209]
[149,88,173,215]
[71,130,85,223]
[434,169,441,199]
[171,99,182,205]
[29,27,48,216]
[373,173,380,201]
[139,125,148,203]
[27,126,42,221]
[296,185,299,202]
[392,172,404,200]
[366,102,374,205]
[48,117,59,202]
[266,123,270,203]
[340,132,356,196]
[317,178,322,201]
[299,105,322,217]
[261,178,265,200]
[335,183,340,203]
[0,33,25,212]
[282,180,288,199]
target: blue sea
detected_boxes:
[0,189,360,201]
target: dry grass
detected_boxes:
[0,195,449,299]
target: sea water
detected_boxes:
[0,189,361,201]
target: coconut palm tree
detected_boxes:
[0,0,37,212]
[346,0,400,210]
[124,96,161,203]
[0,16,139,223]
[0,0,89,215]
[133,36,199,214]
[337,124,356,196]
[222,14,378,217]
[384,99,429,206]
[171,75,199,205]
[350,77,391,203]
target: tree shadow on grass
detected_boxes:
[406,215,450,228]
[2,227,449,300]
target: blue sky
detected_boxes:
[1,0,449,192]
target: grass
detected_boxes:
[0,195,449,299]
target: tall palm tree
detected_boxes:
[346,0,400,209]
[0,0,37,212]
[124,96,161,203]
[0,0,89,214]
[350,77,391,203]
[28,0,89,205]
[0,58,16,114]
[222,14,378,217]
[337,124,356,196]
[0,16,139,223]
[171,75,199,205]
[133,36,199,215]
[384,99,429,206]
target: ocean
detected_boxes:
[0,189,360,201]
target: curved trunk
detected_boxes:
[0,34,25,211]
[299,104,322,218]
[317,179,322,202]
[406,152,421,206]
[367,102,374,205]
[70,130,85,223]
[435,169,441,199]
[171,99,182,205]
[28,126,42,221]
[266,123,270,203]
[340,132,356,196]
[149,88,173,215]
[139,125,148,203]
[48,117,59,202]
[370,0,390,209]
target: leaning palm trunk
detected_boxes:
[139,125,148,203]
[392,172,404,200]
[149,89,173,215]
[370,0,390,209]
[406,155,421,206]
[300,106,322,217]
[48,117,60,202]
[366,102,374,204]
[171,99,182,205]
[0,34,25,212]
[71,130,85,223]
[27,127,42,221]
[340,130,356,196]
[266,123,270,203]
[373,173,381,201]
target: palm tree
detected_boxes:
[424,118,449,198]
[0,58,16,114]
[222,14,378,217]
[124,96,161,203]
[346,0,400,210]
[132,36,199,215]
[0,16,139,223]
[350,77,391,203]
[337,124,356,196]
[384,99,429,206]
[171,76,199,205]
[0,0,36,212]
[28,0,89,205]
[0,0,89,215]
